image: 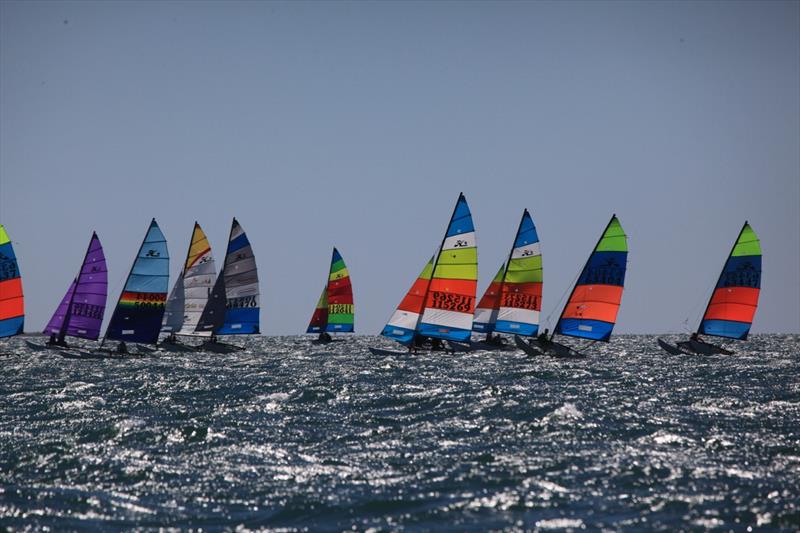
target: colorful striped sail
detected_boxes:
[325,247,354,332]
[698,222,761,340]
[106,219,169,344]
[162,222,216,336]
[495,209,542,336]
[555,215,627,342]
[44,232,108,341]
[381,257,434,344]
[0,224,24,337]
[306,286,328,333]
[472,263,504,333]
[418,193,478,342]
[217,218,260,335]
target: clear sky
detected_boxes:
[1,1,798,335]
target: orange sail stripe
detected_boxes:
[704,302,758,323]
[561,300,620,323]
[704,286,760,308]
[502,282,542,298]
[426,278,477,297]
[0,278,23,302]
[397,278,431,313]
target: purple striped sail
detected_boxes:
[44,232,108,341]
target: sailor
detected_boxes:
[319,331,332,342]
[117,341,128,354]
[538,328,550,344]
[47,333,58,346]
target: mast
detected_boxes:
[695,220,750,336]
[59,232,97,343]
[553,214,617,342]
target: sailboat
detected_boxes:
[658,222,761,355]
[307,247,354,343]
[195,218,260,352]
[472,209,542,350]
[372,193,477,355]
[160,222,216,352]
[516,215,627,358]
[100,219,169,355]
[0,224,24,338]
[30,232,108,353]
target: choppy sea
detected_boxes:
[0,334,798,531]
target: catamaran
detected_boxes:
[472,209,542,350]
[0,224,24,338]
[160,222,216,352]
[99,219,169,355]
[516,215,627,358]
[307,247,354,343]
[372,193,477,355]
[658,222,761,355]
[195,218,260,352]
[30,232,108,353]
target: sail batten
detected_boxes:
[106,219,169,344]
[44,233,108,341]
[698,222,761,340]
[0,224,24,337]
[554,215,627,342]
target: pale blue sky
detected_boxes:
[1,1,798,335]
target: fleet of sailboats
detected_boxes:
[0,200,767,357]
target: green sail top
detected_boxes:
[594,216,628,252]
[731,223,761,257]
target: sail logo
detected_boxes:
[453,240,469,248]
[429,291,473,312]
[145,249,160,257]
[722,262,759,288]
[0,260,19,281]
[520,250,533,257]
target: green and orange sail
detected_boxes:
[307,247,354,333]
[697,222,761,340]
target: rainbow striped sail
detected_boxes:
[555,215,627,342]
[381,257,434,344]
[307,247,354,333]
[418,193,478,342]
[698,222,761,340]
[44,232,108,341]
[105,220,169,344]
[472,263,504,333]
[495,209,542,336]
[217,218,260,335]
[162,222,216,336]
[0,224,24,337]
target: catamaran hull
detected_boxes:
[514,335,543,356]
[676,340,734,356]
[657,338,686,355]
[198,340,245,354]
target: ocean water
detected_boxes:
[0,334,798,531]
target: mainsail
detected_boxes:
[472,263,504,334]
[44,232,108,341]
[215,218,260,335]
[697,222,761,340]
[554,215,627,342]
[495,209,543,336]
[0,224,24,337]
[307,247,355,333]
[417,193,478,342]
[381,257,434,344]
[105,219,169,344]
[162,222,216,336]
